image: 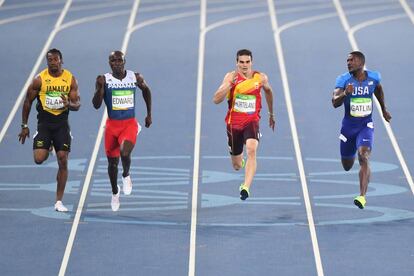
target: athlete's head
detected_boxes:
[347,51,365,73]
[236,49,253,75]
[109,50,126,76]
[46,48,63,74]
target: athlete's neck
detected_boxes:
[238,70,253,79]
[112,70,126,80]
[48,69,63,78]
[352,69,366,82]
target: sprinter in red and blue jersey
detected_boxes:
[332,51,391,209]
[93,51,152,211]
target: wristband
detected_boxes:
[21,123,28,129]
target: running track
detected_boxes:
[0,0,413,275]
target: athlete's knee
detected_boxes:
[107,157,119,170]
[232,162,242,171]
[341,159,354,171]
[358,151,370,165]
[34,157,45,165]
[120,149,131,159]
[57,154,68,170]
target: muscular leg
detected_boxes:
[231,154,243,171]
[357,146,371,196]
[107,156,120,194]
[244,138,258,189]
[55,151,69,201]
[33,149,50,164]
[341,157,355,171]
[120,140,134,177]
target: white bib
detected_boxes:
[350,98,372,117]
[45,92,64,110]
[112,90,134,110]
[234,94,256,113]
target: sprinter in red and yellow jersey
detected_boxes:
[213,49,275,200]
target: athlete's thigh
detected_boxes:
[242,121,260,142]
[119,118,139,146]
[33,123,52,150]
[227,125,243,156]
[339,125,357,159]
[51,121,71,152]
[356,125,374,150]
[105,121,120,158]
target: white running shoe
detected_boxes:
[122,175,133,195]
[54,201,68,212]
[111,185,120,211]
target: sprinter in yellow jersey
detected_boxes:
[18,48,80,212]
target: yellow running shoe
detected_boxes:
[354,195,366,209]
[239,183,250,200]
[241,158,245,169]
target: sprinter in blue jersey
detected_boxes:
[93,51,152,211]
[332,51,391,209]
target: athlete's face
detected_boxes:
[46,53,62,74]
[236,55,252,75]
[347,54,363,73]
[109,52,125,75]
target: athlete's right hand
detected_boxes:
[18,128,30,144]
[345,83,353,95]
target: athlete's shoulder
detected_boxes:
[366,70,381,82]
[335,72,352,88]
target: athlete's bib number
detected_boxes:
[45,92,64,110]
[234,94,256,113]
[112,90,134,110]
[350,97,372,117]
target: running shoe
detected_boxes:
[239,183,250,200]
[354,195,366,209]
[54,201,68,212]
[111,185,120,211]
[241,158,245,169]
[122,175,132,195]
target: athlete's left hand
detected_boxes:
[383,110,392,122]
[60,94,69,108]
[269,116,275,131]
[145,115,152,128]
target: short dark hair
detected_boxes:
[236,49,252,61]
[109,50,125,59]
[46,48,63,60]
[350,51,365,65]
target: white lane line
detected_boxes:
[0,0,72,144]
[267,1,324,276]
[399,0,414,24]
[58,2,141,275]
[0,9,61,25]
[0,0,5,8]
[188,2,206,275]
[350,13,406,34]
[333,0,414,195]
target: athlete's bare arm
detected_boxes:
[18,76,41,144]
[213,71,236,104]
[64,76,80,111]
[136,73,152,128]
[374,84,391,122]
[92,75,105,109]
[261,73,275,131]
[332,83,353,108]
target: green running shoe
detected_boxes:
[239,183,250,200]
[354,195,366,209]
